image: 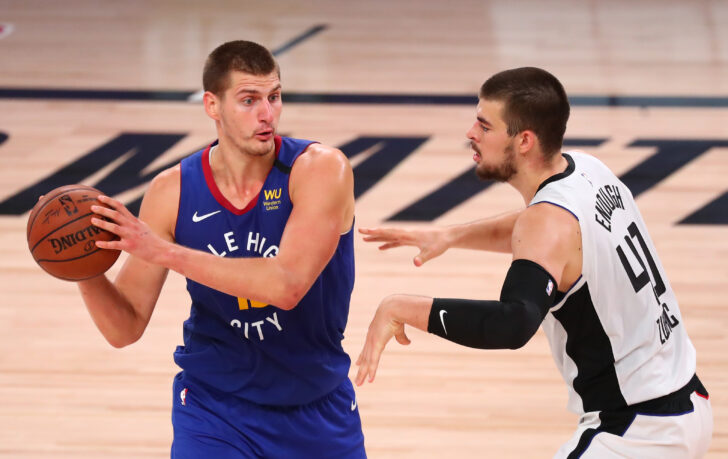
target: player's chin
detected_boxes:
[241,140,272,157]
[251,135,275,152]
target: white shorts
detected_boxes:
[555,377,713,458]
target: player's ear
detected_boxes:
[517,130,537,154]
[203,91,221,120]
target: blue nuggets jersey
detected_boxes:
[173,136,355,407]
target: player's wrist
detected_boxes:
[154,239,181,271]
[443,224,467,249]
[380,294,431,331]
[439,226,457,249]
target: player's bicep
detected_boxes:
[278,147,354,281]
[511,203,578,288]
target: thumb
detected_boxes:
[414,249,431,267]
[394,329,411,345]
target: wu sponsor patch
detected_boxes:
[546,279,554,296]
[262,188,282,211]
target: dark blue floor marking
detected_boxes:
[272,24,327,56]
[0,89,726,108]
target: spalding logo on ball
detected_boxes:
[27,185,121,281]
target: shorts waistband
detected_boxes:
[180,372,351,412]
[626,374,707,416]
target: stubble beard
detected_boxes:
[475,143,517,182]
[238,134,275,157]
[248,140,274,157]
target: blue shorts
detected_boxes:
[170,372,366,458]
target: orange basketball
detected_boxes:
[26,185,121,281]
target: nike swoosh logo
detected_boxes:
[192,210,221,223]
[350,399,357,411]
[439,310,447,335]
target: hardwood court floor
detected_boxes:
[0,1,726,457]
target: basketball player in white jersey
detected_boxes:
[355,67,713,458]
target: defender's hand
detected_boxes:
[355,298,411,386]
[359,226,448,266]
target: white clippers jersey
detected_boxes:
[531,151,696,415]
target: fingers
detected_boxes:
[90,204,119,221]
[96,194,120,208]
[355,347,370,385]
[97,195,134,218]
[355,330,386,386]
[378,242,402,251]
[95,239,122,250]
[90,216,119,235]
[355,359,367,386]
[355,344,383,386]
[359,227,408,244]
[362,234,398,243]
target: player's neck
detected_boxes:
[210,140,275,205]
[511,153,568,204]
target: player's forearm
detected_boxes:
[447,210,522,253]
[427,260,557,350]
[77,276,148,348]
[163,243,307,310]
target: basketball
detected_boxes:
[26,185,121,281]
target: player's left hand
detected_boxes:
[355,297,411,386]
[90,195,171,266]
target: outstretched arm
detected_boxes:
[360,210,521,266]
[92,144,354,311]
[355,204,579,385]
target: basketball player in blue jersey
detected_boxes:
[76,40,365,458]
[355,68,713,457]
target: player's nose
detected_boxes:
[466,123,478,141]
[258,100,274,123]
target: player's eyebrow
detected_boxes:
[477,116,493,126]
[235,84,282,96]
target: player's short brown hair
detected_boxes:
[203,40,280,96]
[480,67,570,158]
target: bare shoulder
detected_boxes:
[148,164,181,195]
[290,143,353,193]
[512,202,581,280]
[517,202,577,227]
[514,203,579,246]
[289,143,354,231]
[293,143,351,173]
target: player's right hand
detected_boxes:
[359,226,449,266]
[355,298,411,386]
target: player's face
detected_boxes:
[466,99,518,182]
[216,70,282,157]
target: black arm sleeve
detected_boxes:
[427,259,558,350]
